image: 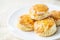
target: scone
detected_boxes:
[17,14,34,31]
[34,18,57,36]
[29,4,50,20]
[50,10,60,26]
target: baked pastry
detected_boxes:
[50,10,60,26]
[29,4,50,20]
[17,14,34,31]
[34,18,57,36]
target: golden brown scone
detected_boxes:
[32,4,48,12]
[29,4,50,20]
[17,14,34,31]
[50,10,60,26]
[34,18,57,37]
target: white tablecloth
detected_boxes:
[0,0,60,40]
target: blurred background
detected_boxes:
[0,0,60,40]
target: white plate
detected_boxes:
[7,4,60,40]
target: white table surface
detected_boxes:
[0,0,60,40]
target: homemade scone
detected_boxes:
[50,10,60,26]
[29,4,50,20]
[17,14,34,31]
[34,18,57,36]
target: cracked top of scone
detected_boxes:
[34,18,55,33]
[31,4,49,12]
[19,14,34,26]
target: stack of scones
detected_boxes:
[17,4,60,37]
